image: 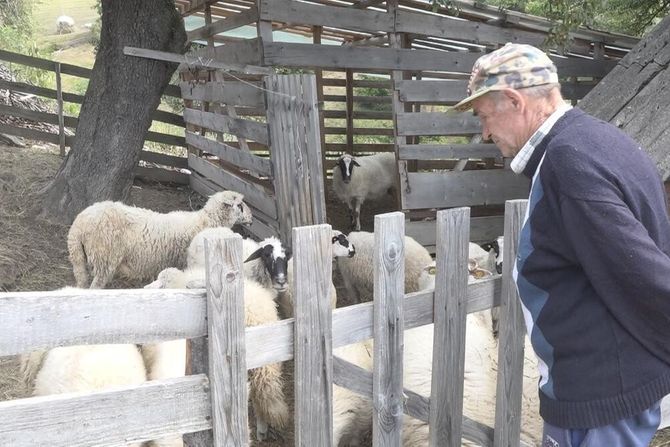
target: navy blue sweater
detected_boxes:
[516,108,670,429]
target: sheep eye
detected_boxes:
[332,236,338,243]
[428,266,436,275]
[237,203,244,211]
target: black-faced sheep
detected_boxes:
[336,231,432,303]
[332,153,397,231]
[67,190,253,289]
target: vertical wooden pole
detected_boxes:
[205,234,249,446]
[493,200,528,447]
[430,208,470,446]
[293,224,334,447]
[372,212,405,446]
[345,68,354,154]
[313,25,328,184]
[55,62,65,156]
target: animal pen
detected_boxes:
[0,200,530,446]
[170,0,639,248]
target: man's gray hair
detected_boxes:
[489,82,562,108]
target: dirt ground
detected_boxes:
[2,143,669,447]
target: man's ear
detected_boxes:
[503,88,524,110]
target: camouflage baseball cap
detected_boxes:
[453,43,558,111]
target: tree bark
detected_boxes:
[579,15,670,181]
[39,0,187,224]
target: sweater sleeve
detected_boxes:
[558,192,670,361]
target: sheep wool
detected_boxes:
[337,231,432,303]
[332,152,397,231]
[67,190,252,288]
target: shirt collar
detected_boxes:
[510,103,573,174]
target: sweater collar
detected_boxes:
[511,104,572,175]
[521,107,583,179]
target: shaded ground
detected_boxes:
[2,143,669,447]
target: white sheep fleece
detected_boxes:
[337,231,432,303]
[142,267,288,440]
[332,152,397,231]
[29,344,148,447]
[277,259,338,318]
[67,190,252,289]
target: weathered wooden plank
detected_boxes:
[190,38,264,70]
[188,6,258,41]
[372,212,405,445]
[186,131,272,177]
[0,289,207,356]
[262,42,616,76]
[396,111,481,136]
[321,78,392,89]
[204,235,249,444]
[0,375,211,447]
[406,216,504,247]
[188,154,277,219]
[183,108,269,145]
[430,208,469,445]
[55,62,65,155]
[493,200,528,447]
[323,109,393,119]
[259,0,394,34]
[398,143,501,160]
[0,103,77,128]
[324,127,394,136]
[303,75,328,225]
[0,78,84,104]
[134,166,189,185]
[400,170,530,209]
[0,49,91,78]
[293,225,334,446]
[332,356,496,446]
[263,42,480,71]
[144,130,186,147]
[179,80,265,108]
[140,150,188,169]
[125,46,271,75]
[244,278,501,369]
[396,79,468,103]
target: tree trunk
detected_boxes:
[39,0,187,224]
[579,15,670,181]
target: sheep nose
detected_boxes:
[275,274,287,285]
[343,178,351,184]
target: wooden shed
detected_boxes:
[172,0,640,247]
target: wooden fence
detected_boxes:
[181,71,326,246]
[0,199,530,446]
[0,49,189,185]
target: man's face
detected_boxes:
[471,92,527,158]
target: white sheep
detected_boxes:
[277,230,355,318]
[56,15,75,34]
[143,266,289,442]
[186,228,290,293]
[67,190,253,289]
[336,231,432,303]
[332,152,397,231]
[22,344,148,447]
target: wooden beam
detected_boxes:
[187,6,258,41]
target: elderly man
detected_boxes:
[455,43,670,446]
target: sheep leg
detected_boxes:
[89,254,123,289]
[248,362,289,440]
[352,198,362,231]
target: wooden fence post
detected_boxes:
[430,207,470,446]
[206,234,249,446]
[55,62,65,156]
[293,224,334,446]
[266,74,326,250]
[493,199,528,447]
[372,211,405,446]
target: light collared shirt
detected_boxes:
[510,103,573,174]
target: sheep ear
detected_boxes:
[245,247,263,263]
[285,249,292,261]
[185,278,206,289]
[352,160,361,167]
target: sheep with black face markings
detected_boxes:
[332,153,397,231]
[67,190,252,289]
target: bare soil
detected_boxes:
[2,143,668,447]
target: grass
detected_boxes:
[33,0,98,37]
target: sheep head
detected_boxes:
[245,237,291,292]
[204,191,253,227]
[332,230,356,258]
[336,154,360,184]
